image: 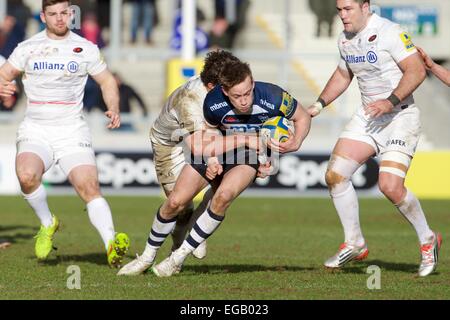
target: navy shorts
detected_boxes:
[189,148,259,187]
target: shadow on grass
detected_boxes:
[341,259,418,274]
[0,225,38,244]
[182,264,315,275]
[36,252,108,266]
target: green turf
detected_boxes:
[0,196,448,300]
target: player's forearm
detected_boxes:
[293,111,311,150]
[319,67,352,106]
[430,63,450,87]
[189,130,253,158]
[201,134,249,157]
[99,78,120,113]
[0,62,21,82]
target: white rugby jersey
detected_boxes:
[151,76,207,146]
[0,55,5,65]
[8,30,106,124]
[338,14,417,107]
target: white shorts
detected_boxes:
[340,105,421,157]
[16,119,96,176]
[151,142,187,194]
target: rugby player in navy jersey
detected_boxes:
[151,60,311,277]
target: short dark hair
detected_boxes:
[42,0,71,12]
[355,0,370,5]
[219,60,253,91]
[200,50,240,87]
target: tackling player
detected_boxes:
[150,60,311,277]
[307,0,442,277]
[118,50,242,276]
[0,0,129,267]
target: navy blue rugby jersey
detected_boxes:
[203,82,298,134]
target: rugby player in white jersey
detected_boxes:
[307,0,441,277]
[417,47,450,87]
[0,0,130,267]
[117,50,260,276]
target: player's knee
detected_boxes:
[17,170,40,190]
[213,189,235,208]
[77,179,101,203]
[325,155,361,195]
[325,169,346,190]
[378,178,404,203]
[166,195,187,214]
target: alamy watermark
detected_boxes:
[66,265,81,290]
[366,265,381,290]
[68,5,81,30]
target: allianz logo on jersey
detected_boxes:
[32,61,80,73]
[346,51,378,64]
[209,101,228,111]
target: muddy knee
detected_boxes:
[326,155,361,195]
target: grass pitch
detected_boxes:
[0,196,449,300]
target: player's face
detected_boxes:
[223,76,255,113]
[41,2,72,38]
[336,0,370,34]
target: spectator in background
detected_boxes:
[81,12,106,49]
[101,73,148,116]
[0,15,26,59]
[83,77,103,113]
[309,0,337,38]
[130,0,156,45]
[76,12,106,114]
[6,0,32,30]
[209,0,250,49]
[96,0,111,32]
[72,0,96,12]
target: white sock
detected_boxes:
[23,184,53,227]
[395,189,434,245]
[86,198,116,250]
[331,182,365,247]
[183,207,224,252]
[141,243,158,263]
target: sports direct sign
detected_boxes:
[41,150,380,196]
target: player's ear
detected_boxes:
[206,83,215,91]
[362,2,370,13]
[221,87,229,97]
[40,11,46,24]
